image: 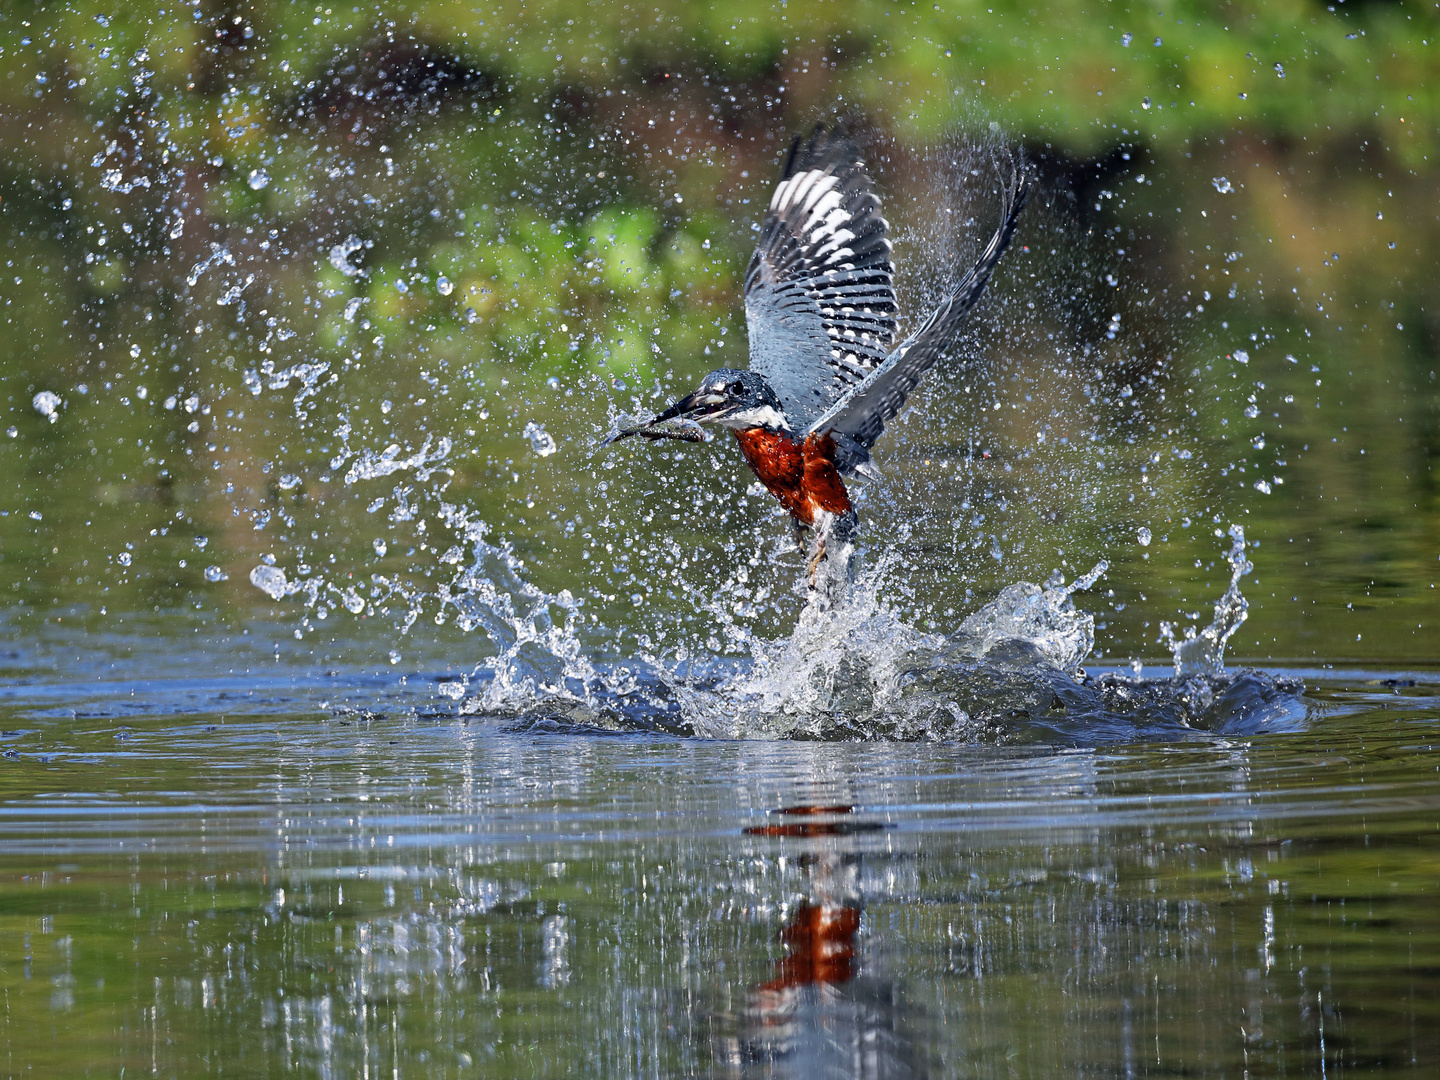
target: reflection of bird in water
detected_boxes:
[609,124,1030,587]
[759,899,861,992]
[715,805,925,1079]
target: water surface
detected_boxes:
[3,641,1437,1078]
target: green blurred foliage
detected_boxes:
[6,1,1435,151]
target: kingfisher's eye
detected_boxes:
[728,381,744,396]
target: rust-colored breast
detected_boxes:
[800,432,853,518]
[732,428,852,526]
[733,428,808,521]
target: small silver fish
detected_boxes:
[602,416,710,446]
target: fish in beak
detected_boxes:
[602,388,727,445]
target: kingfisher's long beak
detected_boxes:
[652,389,728,424]
[603,389,728,445]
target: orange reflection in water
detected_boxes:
[760,899,861,992]
[744,805,869,995]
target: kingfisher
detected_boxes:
[609,125,1030,580]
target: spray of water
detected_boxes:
[1160,524,1252,678]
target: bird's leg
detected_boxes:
[805,531,829,584]
[791,519,810,555]
[805,509,859,596]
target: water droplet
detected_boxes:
[1137,527,1152,547]
[32,391,61,422]
[394,279,409,294]
[204,565,228,582]
[5,427,16,438]
[130,344,141,358]
[380,400,392,415]
[1233,350,1249,364]
[343,297,363,322]
[1142,97,1152,110]
[1254,480,1272,494]
[372,538,387,557]
[387,650,401,666]
[1121,32,1133,46]
[1153,37,1163,46]
[465,307,480,323]
[342,588,365,613]
[116,552,132,567]
[1212,177,1233,194]
[1244,404,1260,419]
[1251,436,1266,450]
[194,536,209,549]
[1274,62,1285,78]
[247,168,270,190]
[249,564,289,600]
[437,276,453,296]
[524,421,558,457]
[277,474,302,491]
[329,236,365,278]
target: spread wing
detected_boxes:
[806,169,1031,474]
[743,126,897,434]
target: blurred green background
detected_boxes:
[1,0,1437,665]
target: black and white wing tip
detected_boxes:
[805,163,1033,474]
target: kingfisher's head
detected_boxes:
[649,369,789,433]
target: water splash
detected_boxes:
[439,515,606,716]
[343,436,453,484]
[185,243,235,287]
[329,236,368,278]
[952,561,1108,675]
[574,552,1116,740]
[245,360,333,416]
[31,391,62,423]
[678,549,938,738]
[430,518,1296,744]
[250,564,292,601]
[523,422,558,457]
[1160,525,1252,678]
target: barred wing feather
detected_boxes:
[743,127,897,434]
